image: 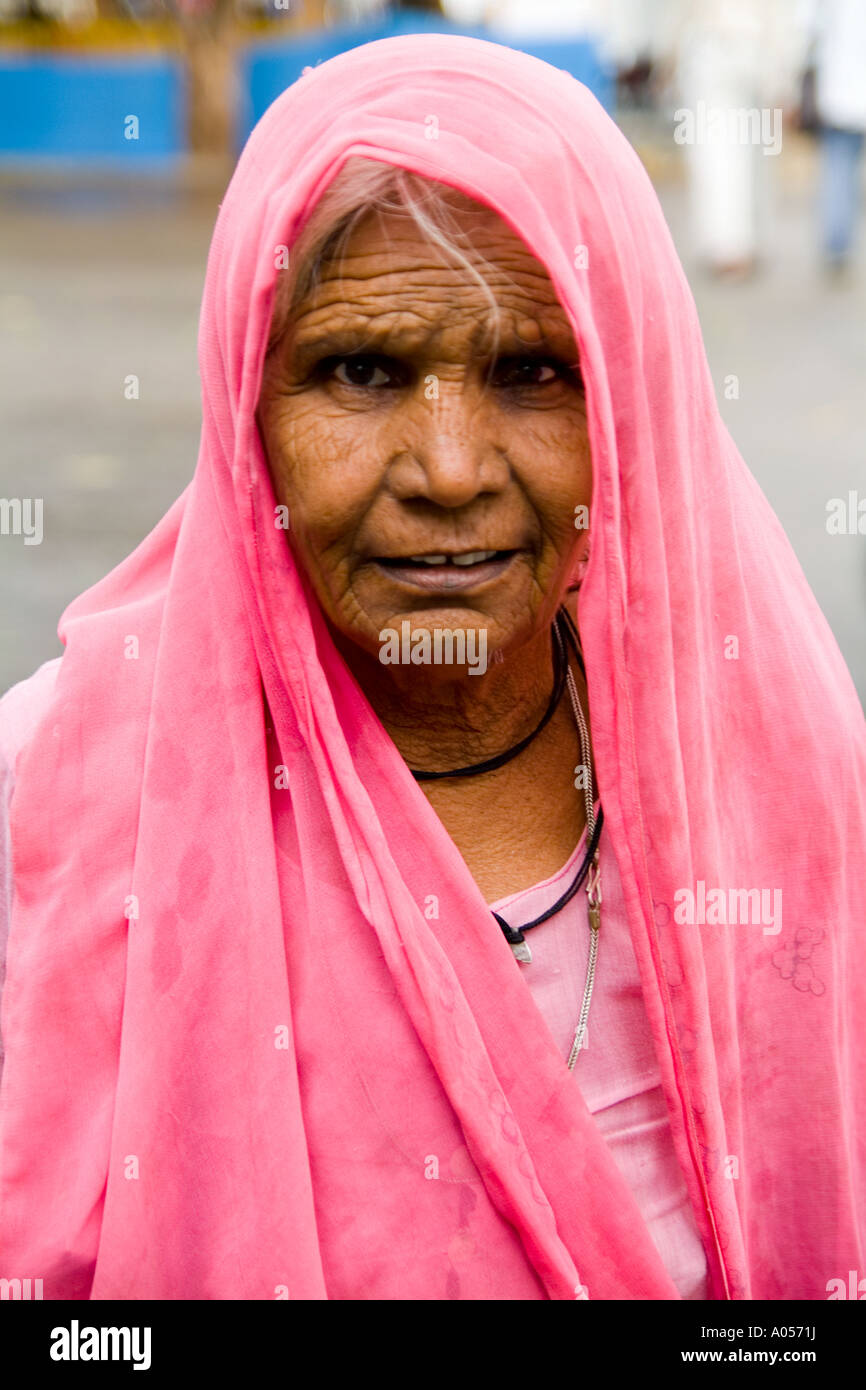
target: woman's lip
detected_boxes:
[372,553,519,592]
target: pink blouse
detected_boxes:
[489,823,710,1300]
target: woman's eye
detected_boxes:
[492,357,569,388]
[330,356,396,388]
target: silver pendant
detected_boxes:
[511,939,532,964]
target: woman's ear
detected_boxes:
[573,536,590,589]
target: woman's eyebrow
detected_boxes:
[290,320,577,372]
[290,323,393,371]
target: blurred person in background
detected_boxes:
[1,0,96,18]
[669,0,807,277]
[388,0,443,11]
[323,0,388,19]
[804,0,866,273]
[480,0,665,106]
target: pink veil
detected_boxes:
[1,34,864,1299]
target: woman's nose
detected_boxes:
[386,392,510,508]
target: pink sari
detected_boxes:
[1,34,864,1300]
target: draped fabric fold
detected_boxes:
[1,34,864,1299]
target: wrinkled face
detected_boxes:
[257,188,592,673]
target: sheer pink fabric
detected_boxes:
[0,34,864,1300]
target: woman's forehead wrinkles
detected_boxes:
[289,305,575,370]
[315,251,561,303]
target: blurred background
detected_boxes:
[1,0,864,701]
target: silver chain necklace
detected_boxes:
[503,627,602,1069]
[563,659,602,1070]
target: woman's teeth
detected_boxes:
[406,551,498,567]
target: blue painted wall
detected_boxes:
[0,54,185,162]
[0,52,184,161]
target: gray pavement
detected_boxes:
[1,127,864,703]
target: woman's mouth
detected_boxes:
[373,550,519,592]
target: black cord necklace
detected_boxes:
[409,617,569,781]
[491,611,602,958]
[494,806,603,957]
[406,606,603,957]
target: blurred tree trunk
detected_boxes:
[179,0,236,157]
[178,0,328,159]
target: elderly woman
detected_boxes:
[0,34,864,1302]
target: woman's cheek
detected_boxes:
[511,409,592,534]
[269,403,345,507]
[274,413,385,573]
